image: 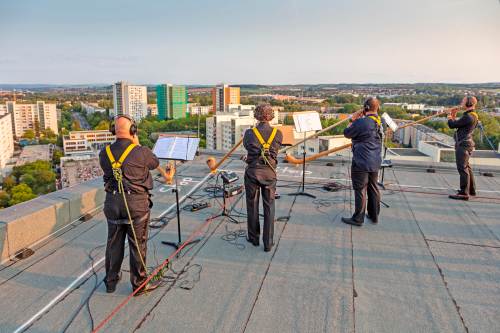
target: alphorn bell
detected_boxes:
[284,111,449,165]
[157,165,175,184]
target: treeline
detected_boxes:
[0,160,56,208]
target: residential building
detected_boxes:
[424,106,447,114]
[213,83,240,115]
[147,104,158,116]
[206,108,278,151]
[0,114,14,171]
[56,109,61,121]
[187,103,213,116]
[225,104,255,113]
[407,124,455,148]
[113,82,147,121]
[82,103,106,115]
[0,101,58,137]
[156,84,188,120]
[62,130,116,156]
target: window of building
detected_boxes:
[309,148,314,153]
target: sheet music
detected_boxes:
[293,112,322,132]
[169,137,194,160]
[152,136,175,158]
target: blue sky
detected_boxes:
[1,0,499,85]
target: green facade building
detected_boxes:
[156,84,188,120]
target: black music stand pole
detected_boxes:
[162,160,200,257]
[289,131,316,198]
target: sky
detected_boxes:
[1,0,499,85]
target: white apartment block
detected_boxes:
[113,82,147,121]
[206,107,278,151]
[63,130,116,156]
[0,113,14,170]
[0,101,58,137]
[187,103,213,116]
[147,104,158,116]
[82,103,106,115]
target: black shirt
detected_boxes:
[448,110,478,149]
[343,115,386,172]
[243,122,283,170]
[99,138,159,193]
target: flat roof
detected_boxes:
[424,141,454,149]
[16,144,51,166]
[387,148,429,156]
[2,151,500,332]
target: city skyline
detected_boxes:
[1,0,500,85]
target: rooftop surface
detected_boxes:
[15,145,51,166]
[1,152,500,332]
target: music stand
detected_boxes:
[153,136,201,256]
[288,112,322,198]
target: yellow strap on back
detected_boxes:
[368,115,382,126]
[253,127,277,149]
[469,112,478,119]
[106,144,138,168]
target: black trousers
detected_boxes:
[455,146,476,196]
[351,163,380,223]
[104,212,150,291]
[245,168,276,248]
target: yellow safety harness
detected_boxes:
[252,127,277,175]
[368,115,382,126]
[105,144,167,294]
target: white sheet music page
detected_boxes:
[152,136,175,159]
[169,137,194,160]
[293,112,322,132]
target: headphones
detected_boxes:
[465,96,473,108]
[109,115,138,136]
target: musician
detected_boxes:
[447,97,478,200]
[243,103,283,252]
[99,115,162,296]
[341,97,385,227]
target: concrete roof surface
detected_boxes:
[1,153,500,333]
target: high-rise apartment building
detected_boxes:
[206,105,278,151]
[113,82,147,121]
[0,113,14,171]
[213,84,240,115]
[156,84,187,120]
[0,101,58,137]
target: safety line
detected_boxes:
[277,179,500,201]
[91,185,246,332]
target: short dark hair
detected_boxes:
[254,103,274,122]
[364,97,379,112]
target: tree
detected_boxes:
[35,170,56,185]
[22,130,36,139]
[34,116,41,137]
[139,138,154,149]
[94,120,109,130]
[1,176,16,193]
[42,127,56,139]
[71,120,81,131]
[52,150,64,164]
[0,192,10,208]
[56,129,69,147]
[341,103,359,114]
[21,173,36,188]
[8,184,37,206]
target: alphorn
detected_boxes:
[284,111,449,165]
[206,117,353,172]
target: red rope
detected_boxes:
[92,185,245,332]
[277,179,500,201]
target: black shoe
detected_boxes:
[106,271,122,294]
[366,214,378,225]
[133,277,162,296]
[246,235,259,247]
[449,194,469,201]
[341,217,363,227]
[264,242,275,252]
[470,192,477,197]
